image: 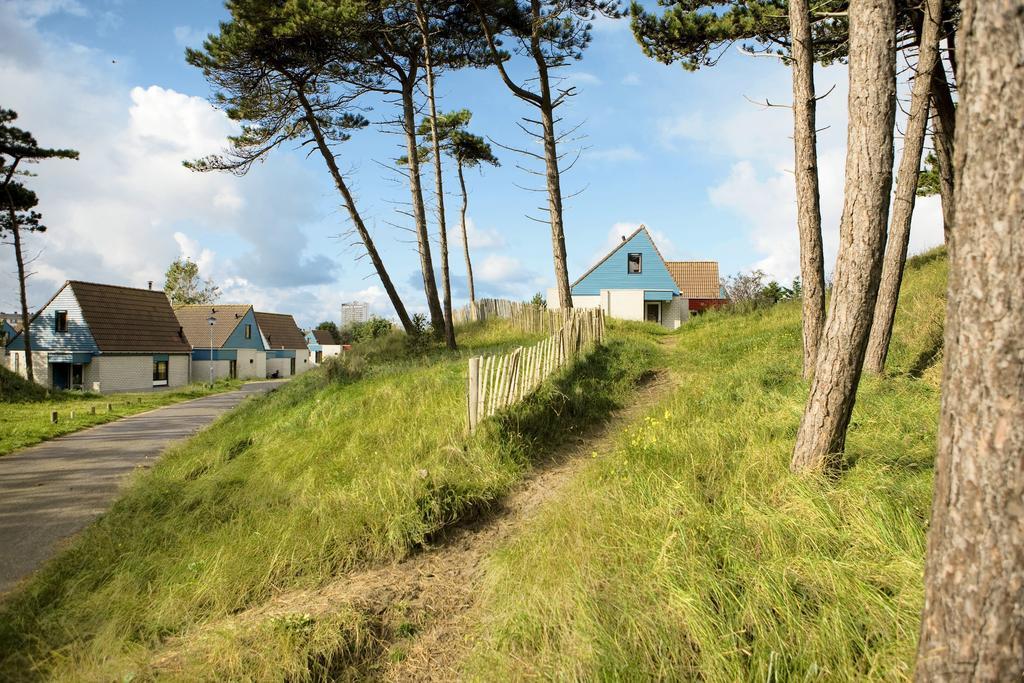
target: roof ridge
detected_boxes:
[68,280,168,294]
[570,223,650,289]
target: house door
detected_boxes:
[52,363,71,390]
[290,357,296,375]
[229,360,237,379]
[71,364,84,390]
[645,302,661,323]
[315,351,323,364]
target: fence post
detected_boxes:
[468,356,480,433]
[50,411,58,424]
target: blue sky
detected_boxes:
[0,0,943,327]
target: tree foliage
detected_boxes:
[916,150,941,197]
[163,257,221,305]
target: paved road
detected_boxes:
[0,380,285,596]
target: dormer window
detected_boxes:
[627,253,642,274]
[55,310,68,333]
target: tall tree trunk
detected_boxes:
[415,0,456,349]
[469,0,572,308]
[864,0,943,374]
[9,208,34,383]
[457,161,476,303]
[790,0,896,472]
[531,0,573,310]
[915,0,1024,677]
[401,83,446,336]
[929,57,956,244]
[296,93,415,334]
[788,0,827,380]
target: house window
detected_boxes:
[627,253,642,274]
[153,359,169,386]
[55,310,68,333]
[245,324,252,339]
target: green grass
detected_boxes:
[0,319,660,681]
[462,248,947,681]
[0,371,244,457]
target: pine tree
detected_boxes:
[0,109,78,384]
[916,0,1024,676]
[471,0,621,309]
[790,0,897,472]
[184,0,416,334]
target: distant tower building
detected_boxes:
[341,301,369,326]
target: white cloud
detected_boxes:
[566,71,602,87]
[0,16,339,315]
[477,254,527,282]
[465,217,506,250]
[172,231,215,274]
[588,145,644,163]
[621,73,642,86]
[12,0,86,21]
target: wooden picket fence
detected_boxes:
[453,298,585,336]
[467,307,605,433]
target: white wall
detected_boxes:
[169,355,190,387]
[5,350,49,386]
[235,348,266,380]
[95,355,190,393]
[294,349,311,375]
[266,357,291,378]
[605,289,646,321]
[662,296,690,330]
[191,359,233,383]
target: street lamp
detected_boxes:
[207,314,216,387]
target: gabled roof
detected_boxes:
[665,261,723,299]
[310,329,335,345]
[174,304,252,349]
[66,281,191,352]
[571,224,674,288]
[255,312,307,350]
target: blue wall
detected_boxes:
[192,348,238,361]
[267,349,296,359]
[222,308,266,351]
[572,229,680,297]
[6,284,99,354]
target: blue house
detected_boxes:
[5,281,192,392]
[174,304,268,381]
[548,225,725,327]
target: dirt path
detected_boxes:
[150,361,677,680]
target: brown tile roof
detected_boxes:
[665,261,723,299]
[255,312,307,350]
[174,304,252,349]
[311,329,335,345]
[68,281,192,353]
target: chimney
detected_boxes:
[148,280,153,290]
[621,235,626,242]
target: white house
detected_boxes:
[548,225,726,328]
[255,311,311,378]
[5,281,192,392]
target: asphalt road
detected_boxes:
[0,380,284,596]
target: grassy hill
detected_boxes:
[0,364,52,402]
[464,249,947,681]
[0,249,947,681]
[0,319,661,681]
